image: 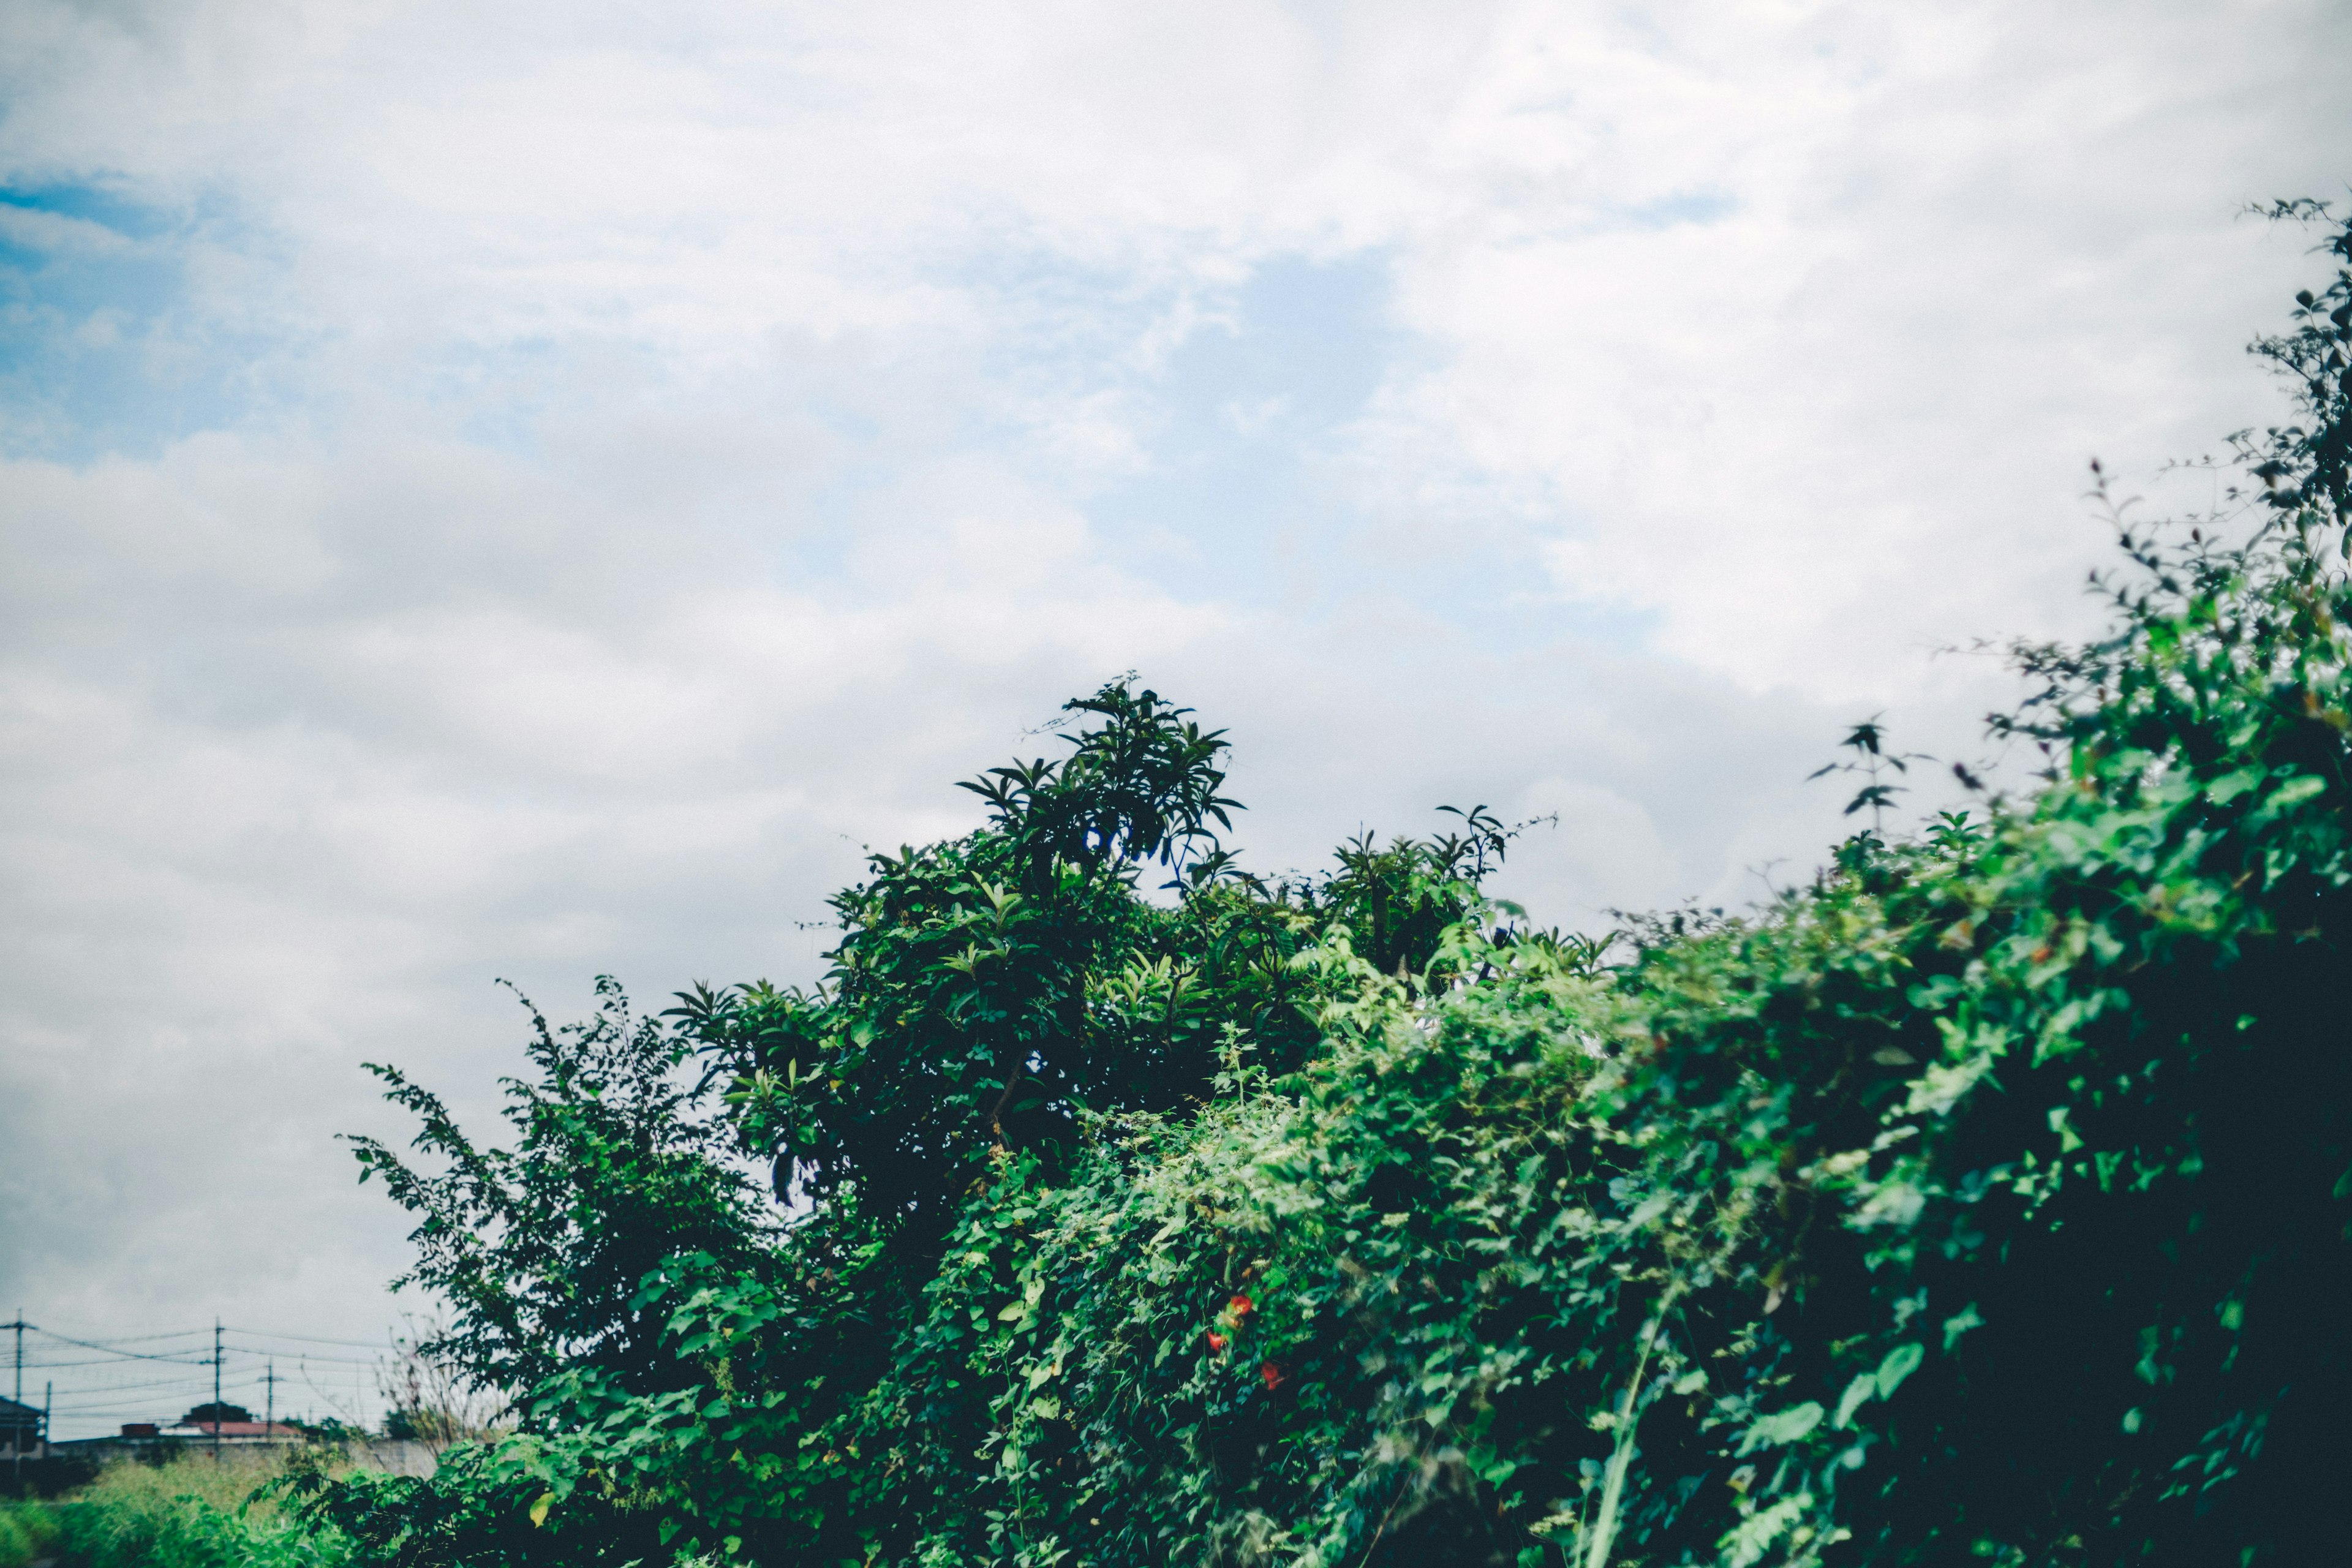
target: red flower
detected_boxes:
[1259,1361,1285,1390]
[1205,1331,1228,1353]
[1228,1293,1255,1319]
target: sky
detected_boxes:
[1,0,2346,1436]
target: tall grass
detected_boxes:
[0,1452,350,1568]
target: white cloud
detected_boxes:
[1,0,2345,1428]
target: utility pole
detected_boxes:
[263,1360,282,1441]
[10,1309,23,1485]
[211,1318,224,1460]
[42,1383,50,1461]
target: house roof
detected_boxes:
[167,1420,301,1438]
[0,1396,40,1421]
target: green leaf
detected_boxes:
[2268,773,2327,809]
[1833,1374,1876,1431]
[1875,1341,1925,1399]
[1738,1401,1824,1455]
[2206,767,2266,804]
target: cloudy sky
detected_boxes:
[2,0,2345,1433]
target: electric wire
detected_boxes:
[15,1320,403,1441]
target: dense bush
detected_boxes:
[300,206,2352,1567]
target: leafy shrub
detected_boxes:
[302,205,2352,1567]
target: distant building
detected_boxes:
[164,1419,303,1443]
[51,1419,439,1478]
[0,1395,45,1458]
[50,1417,299,1457]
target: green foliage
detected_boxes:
[956,682,1242,878]
[306,207,2352,1566]
[0,1500,59,1568]
[3,1455,350,1568]
[350,980,775,1395]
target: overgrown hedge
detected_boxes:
[296,206,2352,1567]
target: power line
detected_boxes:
[15,1356,214,1370]
[225,1327,394,1350]
[20,1317,405,1441]
[29,1375,230,1396]
[28,1325,391,1364]
[59,1375,279,1396]
[10,1309,24,1483]
[29,1329,215,1364]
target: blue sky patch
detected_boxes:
[0,182,263,461]
[1088,251,1398,603]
